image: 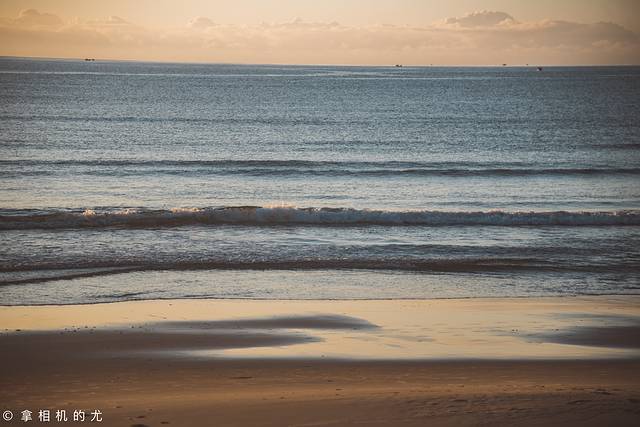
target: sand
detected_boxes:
[1,297,640,426]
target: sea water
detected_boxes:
[1,58,639,304]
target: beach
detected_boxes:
[2,297,640,426]
[1,58,639,426]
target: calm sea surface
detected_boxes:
[1,58,639,304]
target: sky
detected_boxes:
[0,0,639,65]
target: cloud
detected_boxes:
[13,9,63,27]
[92,16,130,26]
[528,20,638,46]
[444,10,515,28]
[188,16,215,29]
[0,9,638,65]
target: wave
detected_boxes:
[1,206,639,230]
[2,159,639,177]
[3,257,633,286]
[0,114,350,126]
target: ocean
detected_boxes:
[1,57,639,304]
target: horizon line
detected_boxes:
[2,55,639,68]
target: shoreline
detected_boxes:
[3,292,640,306]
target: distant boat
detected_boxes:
[537,67,543,71]
[394,64,403,68]
[84,58,95,62]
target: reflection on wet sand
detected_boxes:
[2,297,640,360]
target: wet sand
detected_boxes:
[1,297,640,426]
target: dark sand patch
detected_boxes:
[0,314,379,362]
[156,314,379,331]
[530,325,640,349]
[554,312,640,325]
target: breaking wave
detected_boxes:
[1,206,639,230]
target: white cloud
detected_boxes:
[444,10,515,28]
